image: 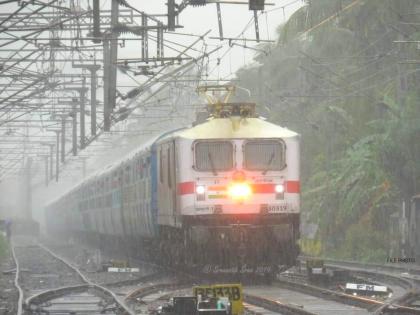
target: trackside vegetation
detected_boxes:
[235,0,420,261]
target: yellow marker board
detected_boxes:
[193,284,244,315]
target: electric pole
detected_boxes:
[72,63,101,136]
[104,0,119,131]
[54,130,60,182]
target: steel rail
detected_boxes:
[123,279,314,315]
[302,256,420,276]
[124,282,191,301]
[299,257,420,313]
[10,242,24,315]
[244,294,316,315]
[26,243,137,315]
[324,264,420,314]
[274,277,384,309]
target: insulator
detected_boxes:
[112,23,129,34]
[126,88,141,99]
[112,24,142,36]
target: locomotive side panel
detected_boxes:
[157,140,178,227]
[175,138,196,216]
[284,136,300,213]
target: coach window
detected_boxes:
[167,148,172,188]
[140,159,143,181]
[244,139,286,171]
[195,141,233,172]
[146,156,150,178]
[159,149,164,183]
[125,166,131,184]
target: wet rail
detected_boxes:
[10,239,420,314]
[298,256,420,314]
[124,281,318,315]
[10,243,24,315]
[11,240,136,315]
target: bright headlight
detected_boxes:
[227,183,252,200]
[275,184,285,193]
[196,185,205,194]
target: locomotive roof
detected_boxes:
[159,117,299,141]
[46,128,183,206]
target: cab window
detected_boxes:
[244,140,286,171]
[195,141,233,172]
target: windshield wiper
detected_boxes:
[262,152,275,175]
[208,152,218,176]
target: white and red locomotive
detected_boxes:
[46,102,300,273]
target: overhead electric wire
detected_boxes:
[207,0,303,78]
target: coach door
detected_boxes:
[158,141,177,226]
[168,141,177,220]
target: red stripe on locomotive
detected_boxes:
[286,180,300,193]
[177,181,300,195]
[178,181,195,195]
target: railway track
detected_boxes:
[9,238,420,315]
[298,257,420,314]
[124,280,318,315]
[310,257,420,277]
[11,240,136,315]
[122,276,378,315]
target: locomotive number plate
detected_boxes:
[267,204,289,213]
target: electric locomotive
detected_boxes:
[46,91,300,275]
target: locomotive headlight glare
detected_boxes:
[196,185,205,194]
[275,184,285,193]
[228,183,252,200]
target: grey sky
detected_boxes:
[127,0,303,79]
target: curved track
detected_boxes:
[11,240,136,315]
[299,257,420,314]
[124,281,318,315]
[11,239,420,314]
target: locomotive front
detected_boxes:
[171,103,300,271]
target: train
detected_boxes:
[46,101,300,275]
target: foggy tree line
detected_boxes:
[235,0,420,261]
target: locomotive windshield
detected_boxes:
[195,141,233,171]
[244,140,286,171]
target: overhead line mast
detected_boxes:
[0,0,275,184]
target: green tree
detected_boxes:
[235,0,420,261]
